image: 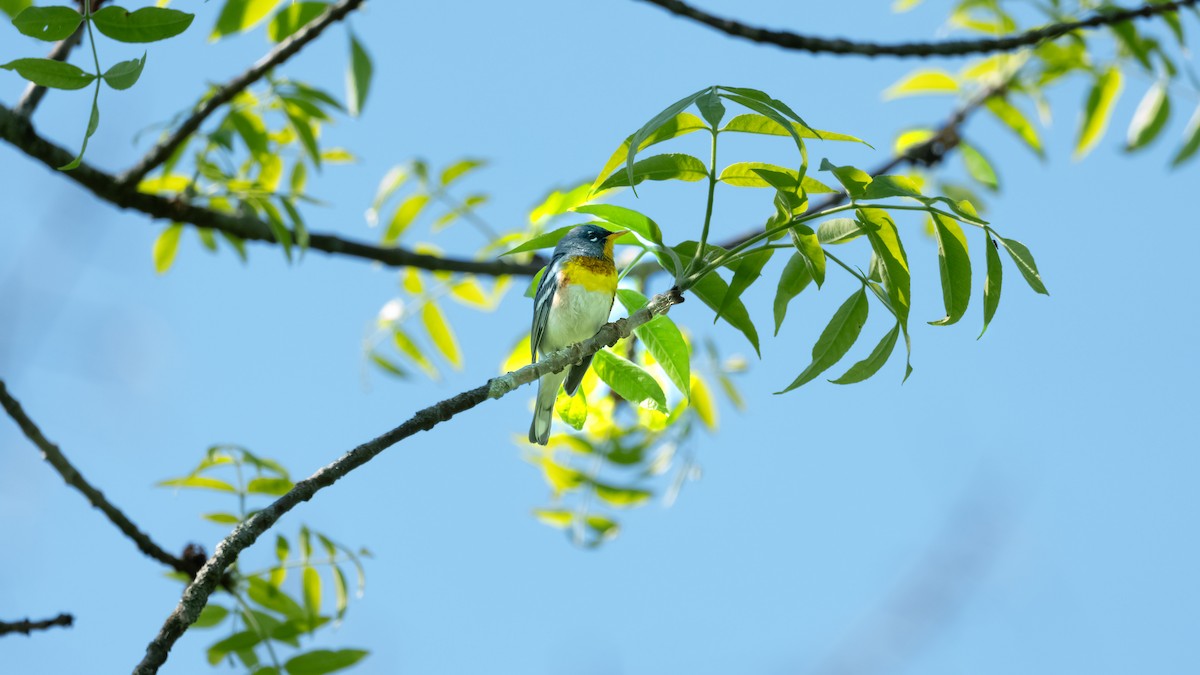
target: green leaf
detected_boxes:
[720,92,808,164]
[383,194,429,244]
[302,566,321,618]
[592,482,652,508]
[616,289,691,398]
[92,6,194,43]
[1126,81,1170,151]
[829,322,900,384]
[438,158,485,187]
[790,224,825,287]
[1,58,95,90]
[859,209,911,323]
[554,389,587,430]
[979,236,1003,338]
[986,97,1043,157]
[246,577,306,621]
[716,162,836,193]
[207,631,262,666]
[368,352,408,378]
[816,218,863,245]
[346,32,372,117]
[1171,104,1200,167]
[12,5,82,41]
[503,225,576,256]
[422,303,462,369]
[0,0,32,20]
[283,103,321,169]
[960,143,999,191]
[153,223,183,274]
[267,1,327,42]
[592,112,708,193]
[695,87,725,128]
[202,512,241,525]
[157,475,236,492]
[716,248,772,324]
[101,53,146,91]
[860,174,923,200]
[884,70,959,99]
[533,509,574,529]
[247,477,293,496]
[1074,66,1123,159]
[193,604,229,629]
[772,252,813,336]
[392,328,437,377]
[929,215,971,325]
[276,534,291,562]
[332,566,349,619]
[211,0,279,39]
[285,649,368,675]
[623,87,710,192]
[592,350,668,411]
[995,234,1048,295]
[720,113,869,145]
[572,204,663,244]
[818,159,871,198]
[718,86,814,130]
[777,287,870,393]
[678,242,760,356]
[596,153,708,192]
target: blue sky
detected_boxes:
[2,1,1198,674]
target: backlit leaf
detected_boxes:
[720,113,869,145]
[929,214,971,325]
[157,475,236,492]
[829,322,900,384]
[860,209,911,323]
[817,218,863,245]
[616,289,691,398]
[623,87,709,192]
[1075,66,1123,159]
[247,477,293,496]
[818,159,870,198]
[422,303,462,368]
[592,112,707,193]
[501,225,575,256]
[1126,81,1170,151]
[153,224,183,274]
[347,32,372,116]
[960,143,999,190]
[1171,104,1200,167]
[596,153,708,192]
[555,389,587,430]
[987,97,1043,157]
[211,0,279,39]
[284,649,368,675]
[573,204,663,244]
[592,350,667,411]
[302,566,321,618]
[689,374,717,430]
[267,1,327,42]
[778,287,869,393]
[592,482,652,508]
[884,70,959,98]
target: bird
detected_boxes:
[528,223,627,445]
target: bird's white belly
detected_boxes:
[541,283,613,353]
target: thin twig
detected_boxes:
[132,289,685,674]
[634,0,1198,57]
[0,613,74,637]
[0,103,541,277]
[0,379,189,573]
[118,0,366,187]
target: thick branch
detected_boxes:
[0,103,541,277]
[0,613,74,637]
[0,379,189,574]
[635,0,1198,57]
[119,0,365,186]
[132,289,684,675]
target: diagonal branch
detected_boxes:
[0,103,541,277]
[0,613,74,637]
[131,289,685,675]
[0,379,191,574]
[119,0,366,187]
[634,0,1198,58]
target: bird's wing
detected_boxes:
[530,253,564,363]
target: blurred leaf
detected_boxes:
[986,97,1043,157]
[593,482,652,508]
[153,224,183,274]
[302,566,321,619]
[960,143,999,191]
[773,252,813,335]
[884,70,958,98]
[246,577,306,621]
[592,350,668,411]
[102,53,146,91]
[979,236,1003,338]
[829,322,900,384]
[529,181,593,224]
[369,352,408,378]
[555,389,587,430]
[422,303,462,368]
[206,631,262,666]
[392,328,437,377]
[1075,66,1123,159]
[1171,104,1200,167]
[346,32,373,116]
[247,477,293,496]
[533,509,574,529]
[92,6,194,43]
[573,204,663,244]
[1,58,94,90]
[597,153,708,192]
[929,214,971,326]
[777,287,869,393]
[689,373,718,430]
[157,476,235,492]
[995,234,1048,295]
[193,604,229,629]
[202,512,241,525]
[12,5,82,41]
[1126,82,1170,151]
[383,194,429,244]
[438,158,485,187]
[267,1,327,42]
[211,0,279,39]
[0,0,32,19]
[285,649,368,675]
[332,565,349,619]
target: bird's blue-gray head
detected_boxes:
[554,224,625,260]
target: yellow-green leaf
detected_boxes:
[153,224,183,274]
[884,70,959,99]
[422,303,461,369]
[1075,66,1123,159]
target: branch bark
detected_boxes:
[131,289,684,675]
[118,0,366,187]
[0,379,190,574]
[0,103,541,277]
[635,0,1198,57]
[0,614,74,637]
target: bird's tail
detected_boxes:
[529,369,568,445]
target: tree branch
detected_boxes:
[131,288,684,675]
[118,0,366,187]
[0,379,191,574]
[0,103,541,277]
[634,0,1198,57]
[0,613,74,637]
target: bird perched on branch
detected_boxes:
[528,223,627,445]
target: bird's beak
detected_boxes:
[606,230,630,240]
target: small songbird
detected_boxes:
[528,223,627,445]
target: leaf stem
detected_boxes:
[687,127,720,277]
